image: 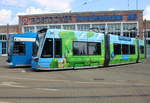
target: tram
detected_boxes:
[31,29,145,70]
[7,32,37,67]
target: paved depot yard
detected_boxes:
[0,56,150,103]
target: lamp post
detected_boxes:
[144,19,147,58]
[136,0,138,10]
[6,24,9,40]
[144,19,147,39]
[6,24,9,56]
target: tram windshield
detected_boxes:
[41,38,62,58]
[7,35,13,56]
[33,28,47,57]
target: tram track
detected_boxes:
[0,94,150,99]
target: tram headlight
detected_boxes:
[34,58,39,62]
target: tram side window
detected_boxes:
[55,39,62,58]
[122,44,129,54]
[73,41,101,56]
[130,45,135,54]
[73,42,88,56]
[140,46,144,54]
[41,38,53,58]
[13,42,25,55]
[88,42,101,55]
[114,43,121,55]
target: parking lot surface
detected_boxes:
[0,56,150,103]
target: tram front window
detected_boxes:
[41,38,53,58]
[13,42,25,55]
[41,38,62,58]
[8,36,13,56]
[35,28,47,57]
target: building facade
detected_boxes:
[144,20,150,57]
[19,10,144,38]
[0,25,19,56]
[0,10,146,56]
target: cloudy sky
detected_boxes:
[0,0,150,25]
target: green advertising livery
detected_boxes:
[32,29,145,70]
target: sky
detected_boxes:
[0,0,150,25]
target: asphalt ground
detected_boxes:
[0,56,150,103]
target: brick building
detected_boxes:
[144,20,150,38]
[19,10,144,38]
[0,10,145,56]
[144,20,150,57]
[0,25,19,56]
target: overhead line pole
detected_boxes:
[136,0,138,10]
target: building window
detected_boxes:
[130,32,137,37]
[107,23,121,35]
[108,32,121,36]
[36,26,47,31]
[63,25,75,30]
[123,23,137,37]
[13,42,25,55]
[77,24,90,31]
[123,23,137,31]
[146,31,150,38]
[92,24,105,33]
[123,32,130,37]
[123,32,137,38]
[148,31,150,38]
[49,25,61,29]
[0,34,7,40]
[2,42,7,54]
[24,26,35,33]
[108,23,121,31]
